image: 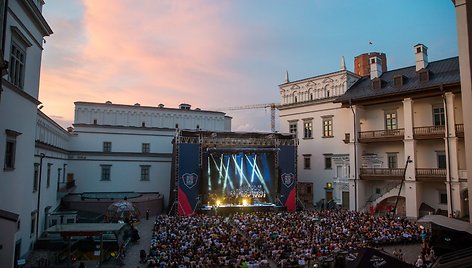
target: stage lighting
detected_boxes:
[242,198,248,206]
[216,199,221,207]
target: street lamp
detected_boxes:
[36,153,46,244]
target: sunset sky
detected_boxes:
[39,1,458,132]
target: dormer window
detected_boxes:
[372,78,382,90]
[418,69,430,82]
[393,75,405,87]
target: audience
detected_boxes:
[144,209,422,267]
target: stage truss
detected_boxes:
[170,130,297,216]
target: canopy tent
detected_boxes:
[417,215,472,256]
[105,201,141,222]
[46,223,129,266]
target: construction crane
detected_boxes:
[215,103,280,132]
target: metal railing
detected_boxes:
[366,181,401,203]
[416,168,447,177]
[456,124,464,136]
[358,129,404,140]
[360,168,404,177]
[413,125,445,137]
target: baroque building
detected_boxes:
[278,58,360,208]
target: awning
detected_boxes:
[417,215,472,235]
[46,223,126,237]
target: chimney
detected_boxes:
[369,56,382,79]
[340,56,346,71]
[414,44,428,71]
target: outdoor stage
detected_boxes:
[170,130,297,216]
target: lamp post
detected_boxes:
[393,155,412,218]
[36,153,46,244]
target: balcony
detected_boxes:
[359,168,404,180]
[415,168,446,182]
[358,129,404,143]
[456,124,464,138]
[413,125,445,139]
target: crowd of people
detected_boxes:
[147,214,270,267]
[143,209,422,267]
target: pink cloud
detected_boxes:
[39,0,277,129]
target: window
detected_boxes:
[57,168,61,190]
[303,120,313,139]
[324,155,332,169]
[30,212,37,236]
[4,129,20,170]
[387,153,398,169]
[439,193,448,204]
[303,155,311,170]
[46,163,52,188]
[103,142,112,152]
[393,75,404,87]
[322,117,333,137]
[437,152,446,169]
[33,163,39,192]
[140,165,150,181]
[142,143,150,153]
[101,165,111,181]
[9,42,26,88]
[288,121,297,135]
[433,106,445,126]
[385,111,397,130]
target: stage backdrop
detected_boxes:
[279,145,297,212]
[178,143,200,215]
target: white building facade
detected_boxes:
[34,110,71,235]
[278,63,360,208]
[67,101,231,207]
[0,0,52,266]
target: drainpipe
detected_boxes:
[350,99,358,211]
[36,152,46,244]
[441,84,454,216]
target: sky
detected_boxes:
[39,0,459,132]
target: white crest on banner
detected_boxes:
[181,173,198,189]
[281,173,295,188]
